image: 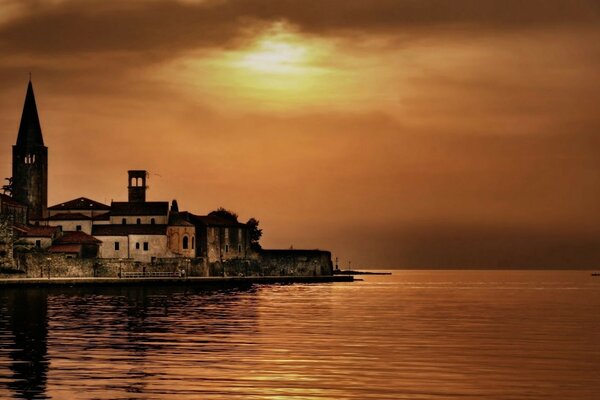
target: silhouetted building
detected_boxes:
[12,81,48,221]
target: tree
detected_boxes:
[246,218,263,250]
[209,207,238,222]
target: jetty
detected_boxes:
[0,275,353,288]
[334,269,391,275]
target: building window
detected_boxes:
[115,242,120,251]
[143,242,149,251]
[225,244,229,253]
[135,242,140,250]
[136,218,141,225]
[35,240,41,248]
[183,236,189,249]
[57,225,62,231]
[122,218,127,225]
[76,225,82,231]
[238,245,242,253]
[151,218,155,225]
[191,236,195,249]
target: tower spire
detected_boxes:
[12,80,48,221]
[16,80,44,148]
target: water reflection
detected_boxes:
[0,288,49,400]
[0,273,599,399]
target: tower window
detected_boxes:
[122,218,127,225]
[115,242,120,251]
[136,218,141,225]
[183,236,189,249]
[143,242,149,251]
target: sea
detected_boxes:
[0,270,599,399]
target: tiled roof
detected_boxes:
[49,197,110,211]
[92,224,167,236]
[23,226,60,237]
[48,244,81,254]
[110,201,169,216]
[180,212,246,227]
[0,194,27,208]
[54,231,101,245]
[168,212,194,227]
[93,212,110,221]
[47,212,91,221]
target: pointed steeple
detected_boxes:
[16,80,44,148]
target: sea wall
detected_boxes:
[3,254,209,279]
[0,215,15,269]
[208,249,333,277]
[258,250,334,276]
[1,249,333,278]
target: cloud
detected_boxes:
[1,0,599,59]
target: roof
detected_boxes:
[92,224,168,236]
[48,244,81,254]
[49,197,110,211]
[111,201,169,216]
[93,212,110,221]
[16,81,44,148]
[23,226,60,238]
[168,212,194,227]
[47,212,91,221]
[0,194,27,208]
[54,231,101,245]
[180,212,246,228]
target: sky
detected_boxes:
[1,0,600,268]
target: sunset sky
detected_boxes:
[1,0,600,268]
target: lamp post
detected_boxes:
[46,257,51,279]
[118,258,123,278]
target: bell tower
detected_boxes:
[12,80,48,221]
[128,170,147,203]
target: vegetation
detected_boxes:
[209,207,238,222]
[247,218,263,250]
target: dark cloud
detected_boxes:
[1,0,599,58]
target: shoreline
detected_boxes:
[0,275,353,288]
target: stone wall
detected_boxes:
[2,254,209,278]
[0,249,333,278]
[209,249,333,277]
[0,215,15,269]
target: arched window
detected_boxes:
[183,235,189,249]
[150,218,155,225]
[191,236,195,249]
[136,218,141,224]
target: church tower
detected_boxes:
[12,80,48,221]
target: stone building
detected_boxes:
[0,194,28,225]
[12,81,48,222]
[0,80,333,276]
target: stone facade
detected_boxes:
[0,215,15,268]
[0,82,335,278]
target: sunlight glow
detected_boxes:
[235,39,309,75]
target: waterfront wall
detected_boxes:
[209,250,333,277]
[1,249,333,278]
[0,216,15,269]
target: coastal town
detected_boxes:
[0,81,334,280]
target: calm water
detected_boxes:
[0,270,599,399]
